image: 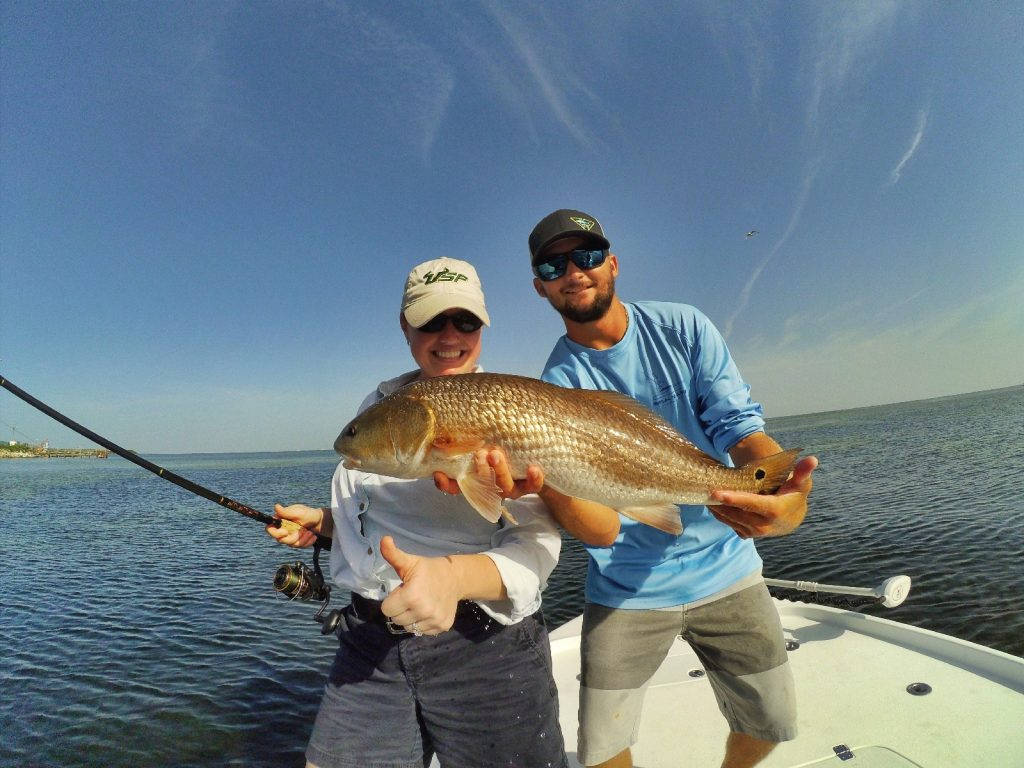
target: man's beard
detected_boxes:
[556,279,615,323]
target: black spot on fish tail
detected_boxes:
[743,449,801,493]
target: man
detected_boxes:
[269,258,569,768]
[525,210,817,768]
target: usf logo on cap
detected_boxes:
[569,216,596,232]
[423,268,469,285]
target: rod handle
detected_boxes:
[271,517,333,550]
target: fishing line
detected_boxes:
[0,373,331,549]
[1,372,344,633]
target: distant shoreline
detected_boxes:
[769,383,1022,422]
[0,447,109,460]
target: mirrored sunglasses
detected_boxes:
[533,248,608,282]
[416,311,484,334]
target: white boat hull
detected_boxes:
[548,600,1024,767]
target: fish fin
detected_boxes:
[431,431,486,456]
[619,504,683,536]
[741,449,802,494]
[456,465,505,524]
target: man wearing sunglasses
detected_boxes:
[267,257,569,768]
[526,210,818,768]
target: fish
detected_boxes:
[333,372,800,536]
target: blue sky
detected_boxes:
[2,1,1021,453]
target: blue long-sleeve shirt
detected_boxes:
[541,301,765,608]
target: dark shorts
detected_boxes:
[306,597,568,768]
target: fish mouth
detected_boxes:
[341,456,361,469]
[333,435,358,464]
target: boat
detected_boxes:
[545,576,1024,767]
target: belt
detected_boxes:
[349,592,479,636]
[350,592,409,634]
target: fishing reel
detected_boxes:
[274,560,330,602]
[273,540,344,635]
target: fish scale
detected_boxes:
[335,373,800,535]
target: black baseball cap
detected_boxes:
[529,209,611,264]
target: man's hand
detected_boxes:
[379,536,461,636]
[433,448,544,500]
[709,455,818,539]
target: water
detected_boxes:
[1,386,1021,767]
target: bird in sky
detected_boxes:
[745,230,759,238]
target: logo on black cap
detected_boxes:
[529,208,610,263]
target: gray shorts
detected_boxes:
[577,582,796,765]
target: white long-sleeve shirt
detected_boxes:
[328,369,561,625]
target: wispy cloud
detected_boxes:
[450,17,539,145]
[725,3,901,337]
[699,5,771,113]
[344,8,455,162]
[889,108,929,184]
[139,15,258,152]
[481,2,597,149]
[737,268,1024,417]
[723,158,821,339]
[805,2,900,135]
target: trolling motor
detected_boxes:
[273,539,344,635]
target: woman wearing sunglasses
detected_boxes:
[266,257,568,768]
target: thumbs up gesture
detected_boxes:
[379,536,461,635]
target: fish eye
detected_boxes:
[346,425,357,437]
[754,468,766,480]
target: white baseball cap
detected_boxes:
[401,258,491,328]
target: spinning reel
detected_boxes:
[0,375,346,636]
[273,540,344,635]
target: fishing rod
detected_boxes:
[1,372,344,634]
[765,574,912,608]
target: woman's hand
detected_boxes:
[433,448,544,499]
[265,503,331,547]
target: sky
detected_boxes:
[1,1,1022,453]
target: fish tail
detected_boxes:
[741,448,801,493]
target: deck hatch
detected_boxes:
[833,744,855,760]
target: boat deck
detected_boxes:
[548,601,1024,767]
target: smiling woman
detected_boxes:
[397,258,490,379]
[402,311,483,377]
[263,256,571,768]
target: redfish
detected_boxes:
[334,373,799,535]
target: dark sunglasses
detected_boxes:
[416,311,484,334]
[533,248,608,281]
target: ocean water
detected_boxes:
[1,386,1021,767]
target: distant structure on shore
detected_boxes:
[1,440,108,459]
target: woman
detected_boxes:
[267,257,568,768]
